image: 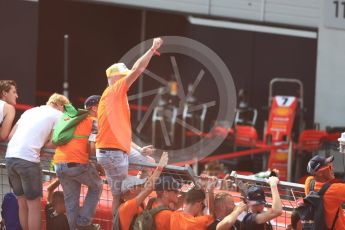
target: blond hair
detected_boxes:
[46,93,70,106]
[214,192,233,208]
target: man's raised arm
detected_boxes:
[125,37,163,87]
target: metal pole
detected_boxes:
[137,10,146,121]
[287,140,294,182]
[63,34,69,98]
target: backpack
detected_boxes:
[296,181,340,230]
[112,198,169,230]
[52,104,89,146]
[1,193,22,230]
[132,198,169,230]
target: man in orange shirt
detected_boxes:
[54,95,103,230]
[117,152,168,230]
[304,155,345,229]
[151,175,182,230]
[170,188,214,230]
[96,37,163,212]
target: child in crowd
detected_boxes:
[45,178,69,230]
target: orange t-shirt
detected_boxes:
[54,116,96,164]
[170,211,214,230]
[96,78,131,153]
[152,201,173,230]
[304,176,345,229]
[119,198,143,230]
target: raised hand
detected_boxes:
[158,151,168,168]
[234,202,247,213]
[141,145,155,156]
[207,176,218,192]
[267,176,279,187]
[152,37,163,50]
[198,174,218,191]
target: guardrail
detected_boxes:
[0,141,308,229]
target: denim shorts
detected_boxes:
[5,157,43,200]
[96,149,128,195]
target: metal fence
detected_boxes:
[0,142,308,229]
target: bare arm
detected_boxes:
[131,142,142,153]
[216,202,247,230]
[89,141,96,157]
[44,131,56,149]
[135,152,168,205]
[8,123,18,140]
[131,142,155,156]
[88,141,105,176]
[255,177,283,224]
[47,178,60,204]
[89,119,98,158]
[0,104,15,141]
[125,38,163,87]
[141,145,155,156]
[206,176,217,215]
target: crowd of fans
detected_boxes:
[1,36,345,230]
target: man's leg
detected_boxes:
[111,178,123,213]
[17,160,43,230]
[6,158,42,230]
[17,196,28,230]
[128,148,155,168]
[55,163,82,230]
[26,197,41,230]
[76,164,103,226]
[128,148,155,178]
[6,158,28,230]
[96,149,128,214]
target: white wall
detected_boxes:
[314,2,345,128]
[90,0,320,28]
